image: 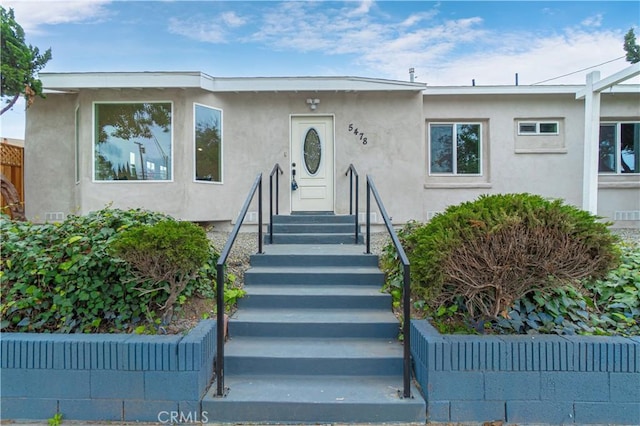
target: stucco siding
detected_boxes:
[421,92,639,225]
[22,77,638,226]
[25,93,78,221]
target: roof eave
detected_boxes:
[39,72,426,93]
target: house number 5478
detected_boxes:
[348,123,368,145]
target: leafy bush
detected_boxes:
[382,193,620,323]
[495,242,639,336]
[0,208,219,333]
[110,220,211,324]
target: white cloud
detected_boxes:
[2,0,112,34]
[221,11,247,27]
[168,17,227,43]
[418,29,630,86]
[581,13,603,28]
[347,0,373,17]
[168,9,249,44]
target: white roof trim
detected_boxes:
[424,84,639,96]
[576,63,640,99]
[39,72,426,92]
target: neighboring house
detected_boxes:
[24,67,639,227]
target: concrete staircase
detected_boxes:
[202,213,426,423]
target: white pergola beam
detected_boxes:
[576,63,640,99]
[581,71,601,214]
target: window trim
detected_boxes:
[428,122,483,176]
[599,121,639,175]
[92,101,174,183]
[193,102,224,185]
[517,121,559,135]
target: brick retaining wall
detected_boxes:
[411,320,640,424]
[0,320,216,422]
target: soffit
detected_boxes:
[40,72,426,93]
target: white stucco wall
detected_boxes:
[23,80,638,226]
[25,87,424,224]
[421,91,639,226]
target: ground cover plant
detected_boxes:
[0,207,240,334]
[381,193,635,336]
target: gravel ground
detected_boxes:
[208,228,639,287]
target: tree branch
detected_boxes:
[0,94,20,115]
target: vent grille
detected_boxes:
[358,212,378,223]
[45,212,65,222]
[614,211,640,221]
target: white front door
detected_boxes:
[290,115,334,212]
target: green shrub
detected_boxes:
[0,207,218,333]
[110,220,211,324]
[382,193,620,323]
[495,242,639,336]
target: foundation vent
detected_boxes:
[358,212,378,223]
[245,211,258,223]
[614,211,640,221]
[45,212,66,222]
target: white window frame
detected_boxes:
[599,121,640,175]
[517,121,559,135]
[92,101,174,183]
[428,122,483,176]
[193,103,223,184]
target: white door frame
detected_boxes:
[289,114,336,212]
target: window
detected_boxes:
[518,121,559,135]
[194,104,222,183]
[429,123,481,175]
[94,102,172,181]
[599,122,639,174]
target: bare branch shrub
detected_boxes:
[391,194,620,322]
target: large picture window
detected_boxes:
[194,104,222,183]
[429,123,481,175]
[94,102,172,181]
[599,122,639,174]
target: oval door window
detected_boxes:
[303,128,322,175]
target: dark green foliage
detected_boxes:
[0,208,218,333]
[110,220,211,323]
[1,6,52,114]
[495,242,639,336]
[382,193,620,325]
[624,28,640,64]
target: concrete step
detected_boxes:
[266,232,362,244]
[250,251,378,268]
[229,308,399,338]
[244,266,384,286]
[225,337,403,375]
[269,222,357,234]
[241,285,390,309]
[273,214,356,224]
[201,375,426,423]
[251,243,378,267]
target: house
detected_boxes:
[24,67,639,227]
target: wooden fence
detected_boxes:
[1,142,24,218]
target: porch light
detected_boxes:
[306,98,320,111]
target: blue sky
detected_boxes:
[2,0,639,139]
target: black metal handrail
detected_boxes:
[345,164,359,244]
[215,172,263,397]
[269,163,283,244]
[365,175,412,399]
